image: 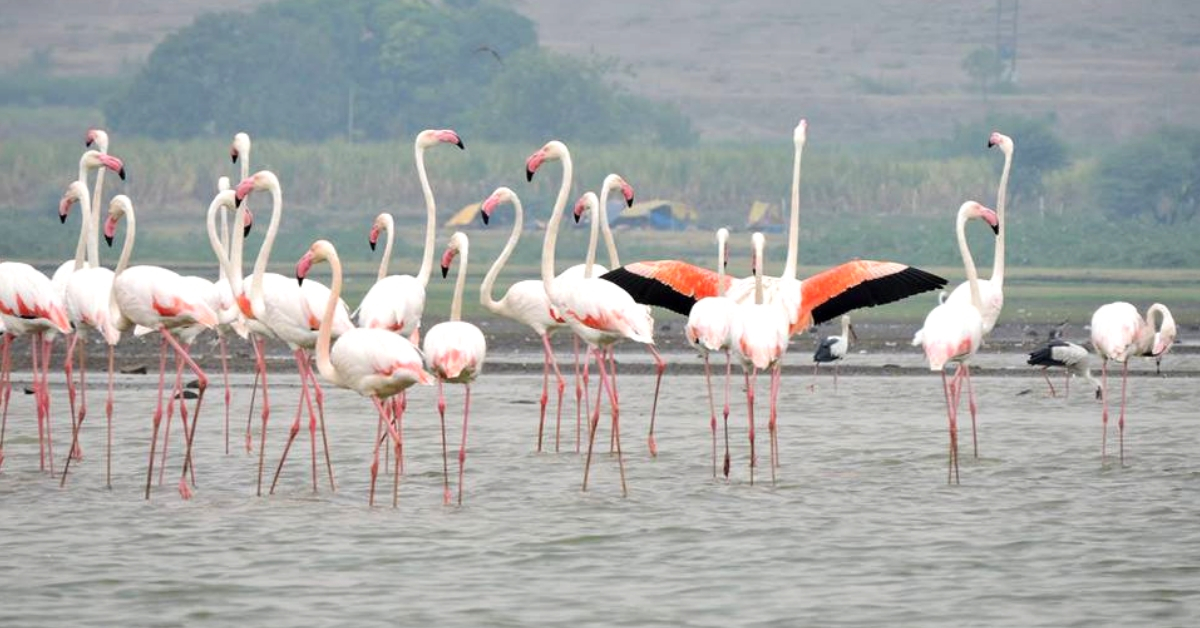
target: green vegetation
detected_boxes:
[1094,126,1200,224]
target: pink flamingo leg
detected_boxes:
[549,337,565,453]
[703,353,717,478]
[0,333,11,469]
[64,333,79,457]
[583,347,625,496]
[104,345,114,488]
[59,335,92,486]
[144,336,169,499]
[456,383,472,505]
[745,368,757,485]
[368,396,404,508]
[30,336,44,471]
[582,347,606,492]
[963,363,979,458]
[536,335,550,453]
[253,335,272,496]
[306,352,336,492]
[162,331,207,500]
[391,394,405,474]
[645,345,666,457]
[74,336,88,461]
[42,334,54,475]
[268,349,315,494]
[366,402,390,508]
[1118,360,1129,465]
[941,369,960,484]
[1100,359,1109,461]
[769,362,781,485]
[573,335,583,453]
[244,341,261,454]
[158,349,186,485]
[436,379,451,505]
[219,335,231,455]
[722,351,731,478]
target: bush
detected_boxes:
[1094,126,1200,224]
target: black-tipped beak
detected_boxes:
[987,140,997,148]
[296,274,305,286]
[60,214,68,224]
[482,212,490,226]
[235,195,244,208]
[441,265,450,278]
[369,239,376,251]
[243,222,252,238]
[990,223,1000,235]
[104,234,114,247]
[118,167,126,181]
[526,168,534,182]
[626,196,634,208]
[232,153,239,164]
[86,139,94,148]
[1094,387,1102,401]
[455,139,465,150]
[573,212,581,224]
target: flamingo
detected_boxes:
[601,119,945,343]
[230,131,268,454]
[422,232,488,506]
[811,314,856,392]
[941,131,1014,453]
[1026,335,1101,399]
[477,187,571,453]
[912,201,999,485]
[103,195,219,499]
[684,227,736,478]
[295,240,433,507]
[728,232,790,485]
[1089,302,1176,464]
[210,175,252,455]
[234,170,353,497]
[527,140,655,497]
[0,260,73,473]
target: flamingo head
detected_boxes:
[231,132,250,164]
[59,181,86,224]
[368,213,391,251]
[296,239,334,285]
[82,149,126,181]
[235,170,276,207]
[573,192,598,224]
[1152,304,1177,357]
[440,232,468,278]
[988,131,1013,154]
[417,129,464,151]
[716,227,730,268]
[480,187,513,226]
[525,140,567,182]
[960,201,999,235]
[604,174,635,208]
[794,119,808,146]
[104,195,133,247]
[242,207,254,237]
[84,128,108,151]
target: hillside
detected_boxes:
[3,0,1198,143]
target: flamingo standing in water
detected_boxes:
[684,227,736,478]
[729,233,790,485]
[477,187,570,453]
[941,131,1014,456]
[234,170,353,497]
[811,314,856,392]
[913,201,999,485]
[295,240,432,507]
[104,195,219,499]
[527,140,655,496]
[1090,302,1176,464]
[423,232,487,506]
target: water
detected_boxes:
[1,362,1199,627]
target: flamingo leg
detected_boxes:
[437,379,451,505]
[388,397,403,507]
[963,363,979,458]
[722,350,731,479]
[245,349,260,454]
[306,353,336,492]
[582,347,607,493]
[144,335,169,500]
[595,347,626,496]
[367,402,389,508]
[369,396,404,508]
[42,334,54,475]
[158,347,185,485]
[31,335,45,471]
[581,346,592,447]
[0,333,10,469]
[1100,359,1109,462]
[219,335,231,455]
[59,335,91,486]
[941,369,960,485]
[745,367,757,486]
[64,333,79,458]
[457,383,472,505]
[392,394,405,474]
[105,344,114,488]
[75,335,88,461]
[549,337,565,454]
[1118,360,1129,466]
[645,344,666,457]
[769,362,781,485]
[268,349,311,494]
[254,335,272,496]
[573,335,583,454]
[162,331,207,500]
[537,334,549,453]
[1042,368,1057,397]
[703,352,717,478]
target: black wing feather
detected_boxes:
[600,266,697,316]
[809,266,947,326]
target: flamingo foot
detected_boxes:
[245,429,253,454]
[70,441,84,462]
[648,435,658,458]
[178,478,193,500]
[722,453,730,478]
[443,488,453,506]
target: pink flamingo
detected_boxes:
[423,232,487,505]
[941,131,1014,455]
[0,261,73,472]
[728,232,790,485]
[234,170,353,497]
[684,227,736,478]
[477,187,570,453]
[295,240,433,507]
[527,140,655,496]
[913,201,999,484]
[104,195,219,499]
[1090,302,1176,464]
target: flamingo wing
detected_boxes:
[600,260,731,316]
[801,261,946,332]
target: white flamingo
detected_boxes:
[423,232,487,506]
[1089,302,1176,464]
[295,239,433,507]
[684,227,736,478]
[913,201,999,484]
[527,140,655,497]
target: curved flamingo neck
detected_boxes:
[218,207,230,283]
[783,138,805,281]
[992,146,1012,288]
[71,181,93,272]
[956,210,982,310]
[415,142,438,287]
[229,204,248,298]
[540,145,573,296]
[582,192,602,278]
[377,215,395,282]
[113,206,136,279]
[599,176,621,269]
[481,198,523,314]
[251,176,283,314]
[89,165,106,268]
[206,192,237,292]
[315,246,342,387]
[450,239,469,322]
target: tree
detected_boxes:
[943,113,1069,201]
[1095,127,1200,224]
[961,46,1007,101]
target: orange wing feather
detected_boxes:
[601,261,732,316]
[794,260,945,334]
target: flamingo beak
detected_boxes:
[991,223,1000,236]
[482,211,490,226]
[441,265,449,278]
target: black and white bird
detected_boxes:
[811,314,855,391]
[1026,337,1101,399]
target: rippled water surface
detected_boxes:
[2,361,1199,627]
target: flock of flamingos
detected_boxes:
[0,120,1178,506]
